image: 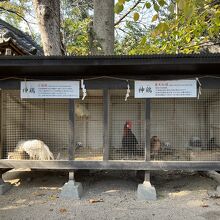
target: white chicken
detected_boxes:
[16,139,54,160]
[75,103,89,118]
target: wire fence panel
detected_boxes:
[2,90,69,160]
[151,89,220,161]
[2,88,220,162]
[109,90,145,161]
[74,90,103,161]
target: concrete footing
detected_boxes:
[0,178,12,195]
[137,171,157,201]
[59,171,83,199]
[60,180,83,199]
[137,181,157,201]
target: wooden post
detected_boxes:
[69,171,74,181]
[204,102,210,145]
[145,99,151,161]
[144,171,150,182]
[0,91,2,159]
[69,99,75,160]
[103,89,110,161]
[144,99,152,188]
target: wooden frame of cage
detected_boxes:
[1,78,220,171]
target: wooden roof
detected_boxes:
[0,19,43,55]
[0,54,219,80]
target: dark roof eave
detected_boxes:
[0,54,218,79]
[0,39,32,55]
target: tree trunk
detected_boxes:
[32,0,63,55]
[92,0,114,55]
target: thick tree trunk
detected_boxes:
[33,0,63,55]
[92,0,114,55]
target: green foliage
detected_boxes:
[0,0,40,43]
[61,1,92,55]
[0,0,219,55]
[115,20,146,54]
[115,2,124,14]
[145,2,151,9]
[153,2,160,12]
[115,0,220,54]
[0,0,31,28]
[158,0,166,7]
[151,14,158,22]
[133,12,139,21]
[63,17,90,55]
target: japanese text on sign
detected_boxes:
[135,80,197,98]
[21,81,80,99]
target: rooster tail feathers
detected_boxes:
[42,143,54,160]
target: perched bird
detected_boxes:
[189,136,202,148]
[122,120,138,156]
[150,136,161,154]
[15,139,54,160]
[75,103,89,118]
[76,141,83,148]
[75,141,83,150]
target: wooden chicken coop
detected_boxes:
[1,54,220,172]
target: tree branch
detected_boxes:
[118,27,132,35]
[114,0,142,26]
[0,6,33,35]
[180,40,220,50]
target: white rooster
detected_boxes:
[16,140,54,160]
[75,103,89,118]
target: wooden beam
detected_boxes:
[103,89,110,160]
[144,171,150,182]
[1,160,220,171]
[145,99,151,161]
[2,78,220,90]
[0,91,3,159]
[68,99,75,160]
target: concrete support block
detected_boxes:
[137,171,157,201]
[60,180,83,199]
[137,181,157,201]
[59,171,83,199]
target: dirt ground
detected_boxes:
[1,169,220,220]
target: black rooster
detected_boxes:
[122,121,138,156]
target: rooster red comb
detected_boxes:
[126,120,132,129]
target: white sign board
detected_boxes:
[21,81,80,99]
[135,80,197,98]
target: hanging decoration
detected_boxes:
[196,77,202,99]
[81,79,87,100]
[125,80,130,101]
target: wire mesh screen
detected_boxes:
[0,91,2,159]
[74,90,103,161]
[2,88,220,163]
[151,89,220,161]
[109,90,145,160]
[2,90,69,160]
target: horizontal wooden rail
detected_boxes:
[1,160,220,171]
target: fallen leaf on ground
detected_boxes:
[59,208,67,213]
[33,192,46,197]
[48,195,57,200]
[89,199,104,203]
[201,204,209,208]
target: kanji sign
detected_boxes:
[135,80,197,98]
[21,81,80,99]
